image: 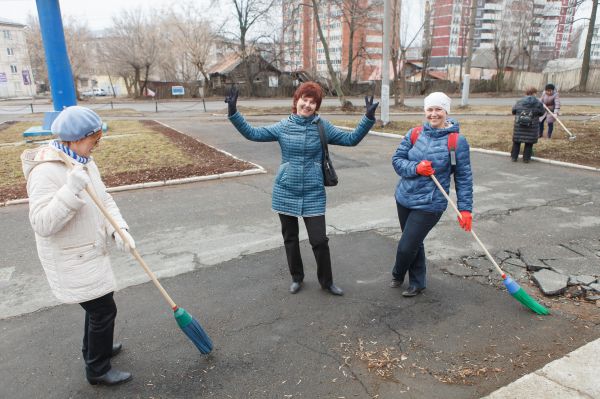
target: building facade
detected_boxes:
[281,0,386,83]
[428,0,576,69]
[0,18,35,98]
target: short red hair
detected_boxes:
[292,82,323,114]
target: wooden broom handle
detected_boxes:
[542,103,575,138]
[430,175,505,277]
[57,151,178,309]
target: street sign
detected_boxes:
[171,86,185,96]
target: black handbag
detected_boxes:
[316,120,338,187]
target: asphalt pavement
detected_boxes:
[0,111,599,398]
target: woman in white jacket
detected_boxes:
[21,106,134,386]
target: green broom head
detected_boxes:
[174,307,213,354]
[503,276,550,315]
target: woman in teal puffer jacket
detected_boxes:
[390,92,473,297]
[225,82,378,296]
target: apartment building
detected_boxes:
[0,17,35,98]
[281,0,386,82]
[429,0,576,68]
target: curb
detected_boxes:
[1,120,267,207]
[334,125,600,173]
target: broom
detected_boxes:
[431,174,550,315]
[542,104,576,141]
[57,151,213,353]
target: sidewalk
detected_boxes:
[1,114,599,398]
[484,339,600,398]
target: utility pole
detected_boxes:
[381,0,391,125]
[461,0,478,106]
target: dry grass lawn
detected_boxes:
[0,120,192,189]
[332,117,600,168]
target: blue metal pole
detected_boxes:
[36,0,77,112]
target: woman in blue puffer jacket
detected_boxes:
[390,92,473,297]
[225,82,378,296]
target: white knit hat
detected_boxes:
[423,92,451,114]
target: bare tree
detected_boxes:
[159,2,215,96]
[421,0,432,94]
[390,0,401,105]
[104,8,160,97]
[311,0,349,107]
[214,0,277,96]
[25,15,47,92]
[331,0,378,91]
[25,14,91,96]
[492,6,515,91]
[580,0,599,91]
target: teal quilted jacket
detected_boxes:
[229,112,375,216]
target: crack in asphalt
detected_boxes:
[293,339,373,396]
[476,194,594,221]
[224,314,284,335]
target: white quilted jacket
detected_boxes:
[21,145,128,303]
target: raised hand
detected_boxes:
[364,95,379,120]
[416,160,435,176]
[66,164,90,195]
[224,86,239,117]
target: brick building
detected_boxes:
[280,0,387,83]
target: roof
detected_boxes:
[471,48,498,69]
[0,17,26,28]
[543,58,583,73]
[208,53,242,75]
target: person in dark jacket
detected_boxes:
[390,92,473,297]
[225,82,378,296]
[539,83,560,139]
[511,87,545,163]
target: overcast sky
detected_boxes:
[0,0,592,44]
[1,0,212,31]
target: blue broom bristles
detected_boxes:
[174,307,213,354]
[503,276,550,315]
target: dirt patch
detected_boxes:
[0,120,256,203]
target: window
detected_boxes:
[10,64,17,73]
[3,30,11,39]
[7,48,14,56]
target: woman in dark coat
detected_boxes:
[511,87,545,163]
[225,82,378,296]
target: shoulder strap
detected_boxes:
[316,120,329,156]
[410,126,423,145]
[411,126,460,170]
[448,132,458,170]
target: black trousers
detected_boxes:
[279,214,333,288]
[511,141,533,161]
[392,203,443,289]
[80,292,117,377]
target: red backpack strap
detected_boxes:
[448,133,459,168]
[410,126,423,145]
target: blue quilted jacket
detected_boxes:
[392,120,473,213]
[229,112,375,216]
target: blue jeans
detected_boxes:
[539,121,553,138]
[392,203,443,289]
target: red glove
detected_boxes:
[458,210,472,232]
[416,160,435,176]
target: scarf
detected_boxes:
[51,140,89,164]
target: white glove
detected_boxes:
[66,164,90,195]
[114,229,135,252]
